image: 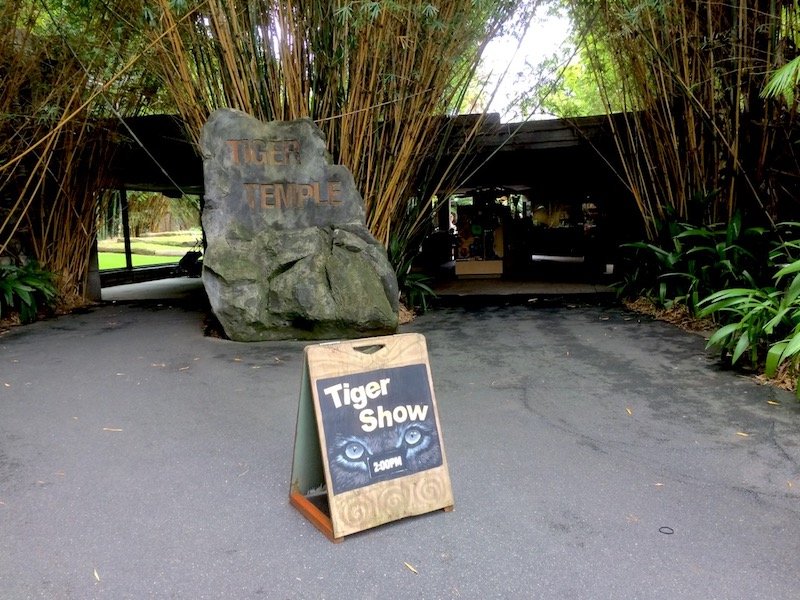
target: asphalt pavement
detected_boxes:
[1,286,799,599]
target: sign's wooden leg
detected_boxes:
[289,489,343,543]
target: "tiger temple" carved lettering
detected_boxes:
[227,138,343,210]
[226,138,300,166]
[243,181,343,209]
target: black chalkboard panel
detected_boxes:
[316,364,443,495]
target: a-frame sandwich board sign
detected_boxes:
[289,332,453,542]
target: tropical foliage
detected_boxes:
[697,231,800,396]
[0,262,57,323]
[386,196,440,312]
[388,234,437,313]
[615,216,800,394]
[615,211,770,313]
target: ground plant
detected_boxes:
[0,262,57,323]
[697,231,800,395]
[614,212,770,313]
[619,216,800,395]
[699,281,789,370]
[388,224,437,313]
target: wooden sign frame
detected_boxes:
[289,333,453,542]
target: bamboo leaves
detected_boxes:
[761,55,800,105]
[143,0,522,246]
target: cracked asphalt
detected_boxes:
[1,291,799,599]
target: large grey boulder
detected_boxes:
[201,109,398,341]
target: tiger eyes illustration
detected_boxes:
[344,441,366,461]
[334,437,370,471]
[332,421,437,484]
[403,426,422,446]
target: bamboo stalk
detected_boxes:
[572,0,789,235]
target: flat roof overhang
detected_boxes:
[105,112,621,197]
[107,114,203,196]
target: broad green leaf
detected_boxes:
[764,307,792,333]
[698,290,770,317]
[16,288,33,307]
[726,212,742,245]
[766,341,788,377]
[706,323,742,349]
[779,333,800,364]
[783,273,800,306]
[675,229,715,240]
[701,288,764,303]
[731,331,750,365]
[775,260,800,280]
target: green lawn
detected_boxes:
[98,252,180,270]
[97,231,202,270]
